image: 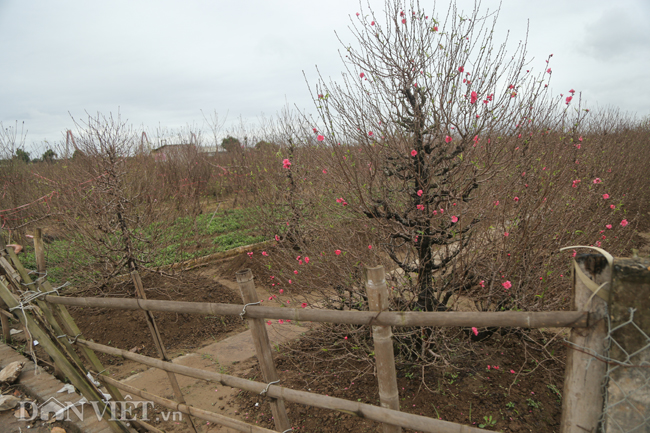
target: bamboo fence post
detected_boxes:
[130,269,198,433]
[0,279,129,433]
[4,244,128,406]
[0,297,11,343]
[365,265,402,433]
[33,228,46,274]
[560,254,611,433]
[236,268,292,432]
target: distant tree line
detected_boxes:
[220,135,279,153]
[9,148,57,164]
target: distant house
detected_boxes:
[150,144,185,162]
[201,145,219,157]
[151,144,221,162]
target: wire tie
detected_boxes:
[240,302,261,320]
[260,380,280,396]
[282,429,293,433]
[28,270,47,276]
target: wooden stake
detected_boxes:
[560,254,610,433]
[236,268,291,432]
[130,270,198,433]
[0,297,11,343]
[34,228,46,274]
[365,265,402,433]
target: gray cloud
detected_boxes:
[581,6,650,60]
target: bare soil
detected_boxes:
[67,272,247,363]
[235,328,567,432]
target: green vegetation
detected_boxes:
[478,415,497,428]
[20,207,265,284]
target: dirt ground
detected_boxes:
[233,327,566,433]
[67,272,247,363]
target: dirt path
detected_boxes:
[112,276,317,433]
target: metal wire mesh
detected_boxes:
[601,308,650,432]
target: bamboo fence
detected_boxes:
[0,235,623,433]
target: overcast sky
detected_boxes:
[1,0,649,155]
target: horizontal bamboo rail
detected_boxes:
[44,295,590,328]
[76,338,486,433]
[99,375,277,433]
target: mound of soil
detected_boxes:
[68,272,246,363]
[216,249,275,282]
[236,328,566,432]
